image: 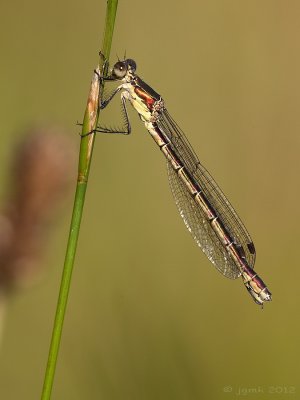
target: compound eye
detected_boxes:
[126,59,137,73]
[112,61,127,78]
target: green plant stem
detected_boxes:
[41,1,118,399]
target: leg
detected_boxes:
[94,94,131,135]
[79,85,123,137]
[81,95,131,137]
[99,86,122,110]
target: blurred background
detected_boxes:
[0,0,299,399]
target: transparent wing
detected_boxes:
[158,109,256,273]
[167,162,241,279]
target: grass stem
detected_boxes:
[40,1,119,398]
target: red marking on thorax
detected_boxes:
[134,87,155,110]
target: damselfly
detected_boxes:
[92,57,272,307]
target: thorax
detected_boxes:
[121,75,163,123]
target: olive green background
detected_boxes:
[0,1,299,399]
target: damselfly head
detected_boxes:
[112,59,137,79]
